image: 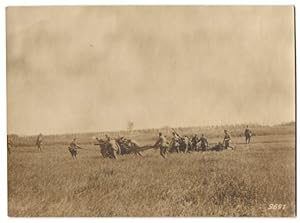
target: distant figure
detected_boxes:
[223,130,234,149]
[191,134,199,151]
[35,133,43,151]
[154,132,169,159]
[68,138,82,159]
[199,134,209,151]
[105,135,120,159]
[7,137,13,155]
[171,132,180,153]
[95,137,111,158]
[244,125,252,144]
[183,136,190,153]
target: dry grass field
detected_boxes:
[8,124,295,217]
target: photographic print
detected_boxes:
[6,6,295,217]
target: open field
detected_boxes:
[8,125,295,216]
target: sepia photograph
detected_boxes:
[6,5,296,217]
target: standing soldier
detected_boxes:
[36,133,43,151]
[105,135,120,159]
[171,132,180,153]
[223,130,234,149]
[199,134,209,151]
[68,138,83,159]
[191,134,199,151]
[244,125,252,144]
[154,132,169,159]
[183,135,190,153]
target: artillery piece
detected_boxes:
[95,137,154,159]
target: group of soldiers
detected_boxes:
[68,134,144,159]
[154,129,236,159]
[7,126,252,160]
[92,126,252,160]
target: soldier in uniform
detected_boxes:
[171,132,180,153]
[223,130,234,149]
[36,133,43,151]
[199,134,209,151]
[183,135,191,153]
[68,138,82,159]
[116,137,128,154]
[191,134,199,151]
[244,125,252,144]
[105,135,120,159]
[154,132,169,159]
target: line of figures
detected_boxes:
[154,127,252,159]
[7,126,252,160]
[67,126,252,160]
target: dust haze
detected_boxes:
[6,6,295,135]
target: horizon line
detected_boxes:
[7,120,295,137]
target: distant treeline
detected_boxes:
[8,122,295,147]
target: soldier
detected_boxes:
[105,135,120,159]
[7,137,13,155]
[183,135,190,153]
[117,137,143,156]
[116,137,128,154]
[199,134,209,151]
[154,132,169,159]
[95,137,110,158]
[171,132,180,153]
[68,138,83,159]
[127,139,144,157]
[244,125,252,144]
[35,133,43,151]
[223,130,234,149]
[191,134,199,151]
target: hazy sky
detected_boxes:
[7,6,295,135]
